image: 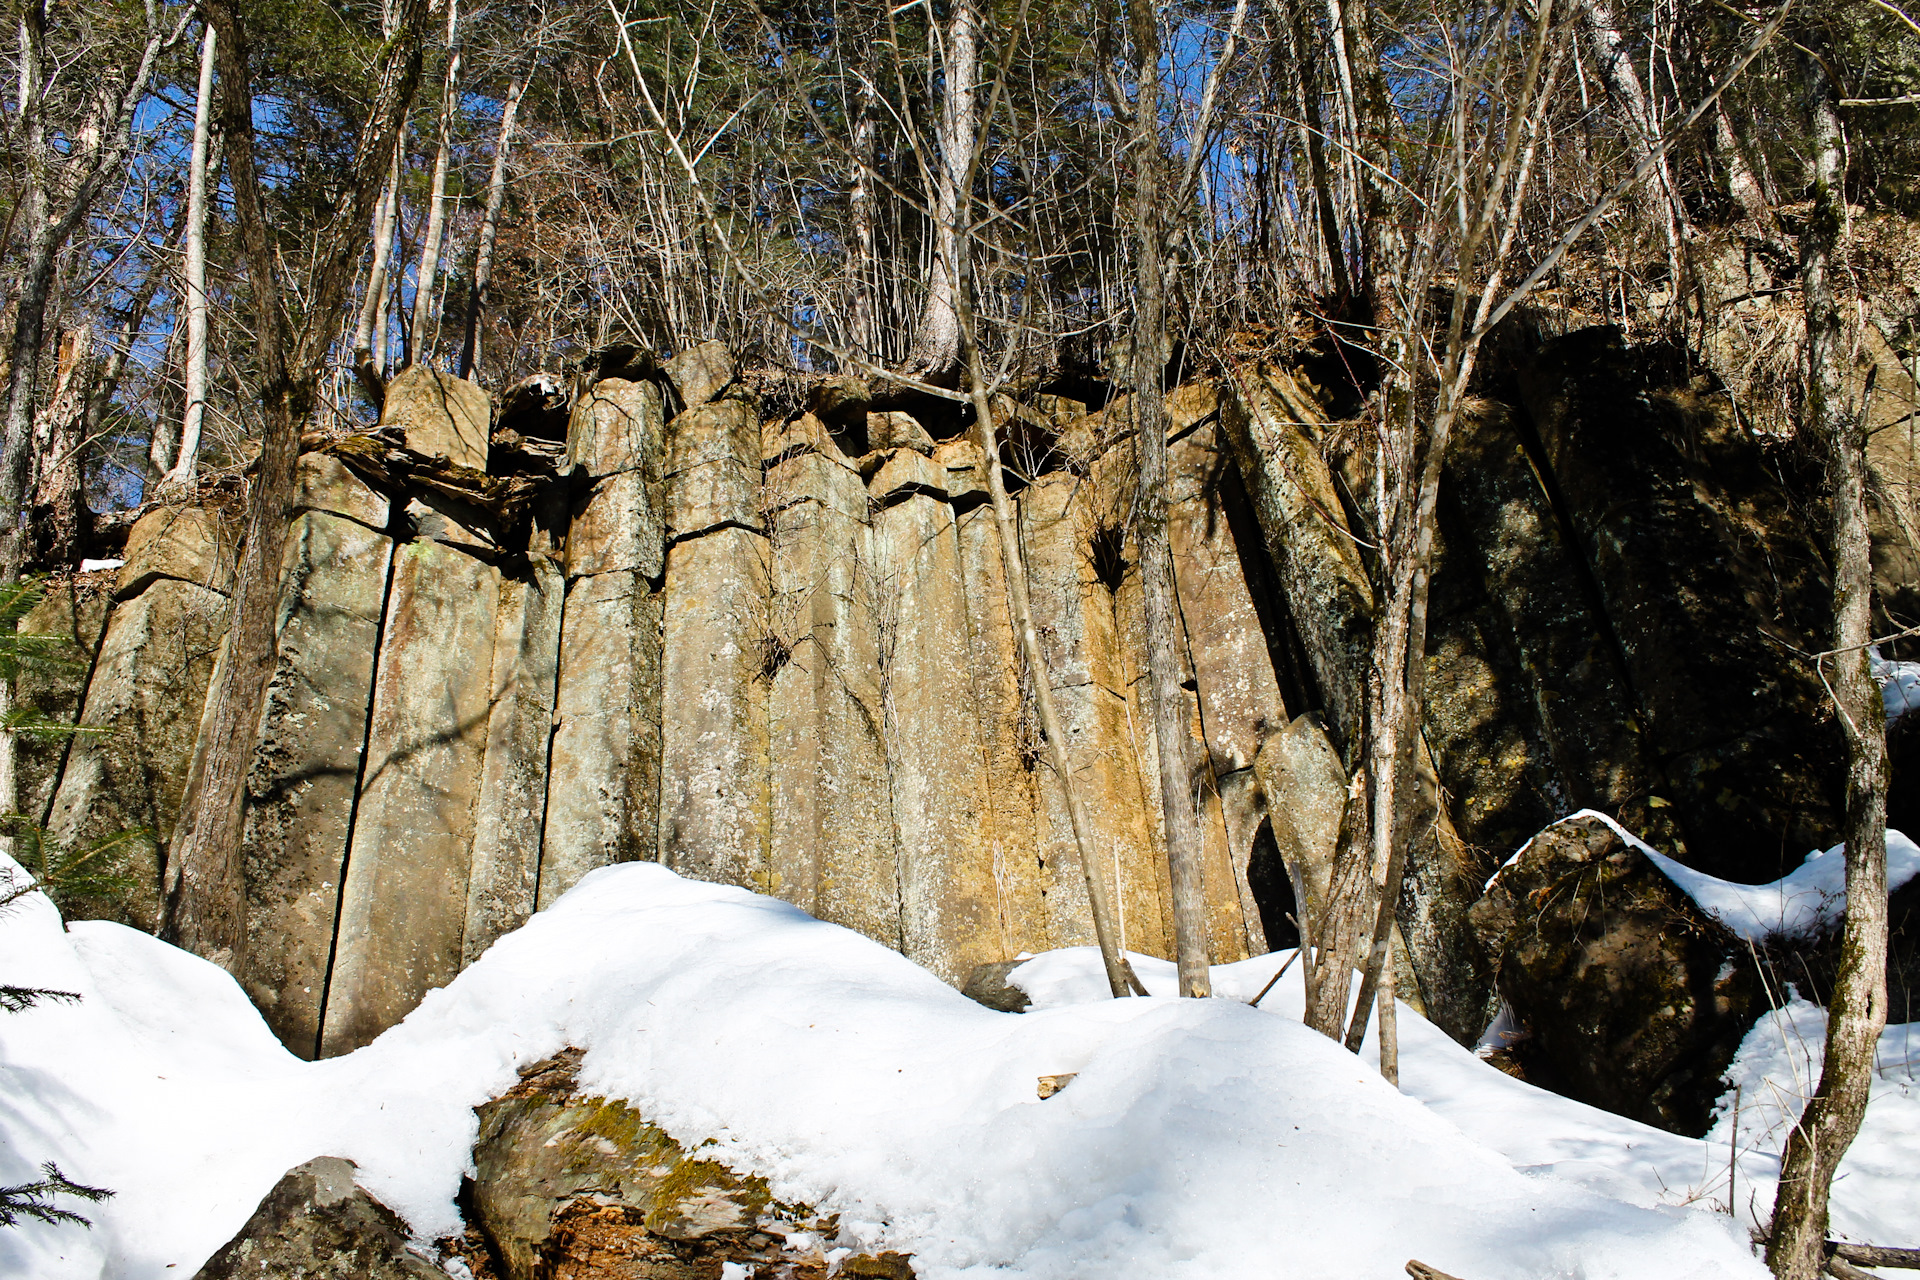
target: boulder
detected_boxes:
[664,339,740,409]
[805,373,871,429]
[320,540,500,1056]
[380,365,490,471]
[45,577,228,930]
[13,583,109,821]
[961,959,1032,1012]
[295,452,391,531]
[867,411,934,455]
[116,503,235,599]
[471,1050,904,1280]
[764,449,896,945]
[666,399,763,540]
[191,1156,439,1280]
[1469,814,1764,1135]
[540,570,663,900]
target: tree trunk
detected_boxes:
[409,0,461,368]
[166,21,218,490]
[354,152,403,404]
[1578,0,1687,267]
[1128,0,1211,999]
[162,0,428,971]
[458,66,527,380]
[29,323,90,567]
[900,0,977,383]
[1,2,168,577]
[1765,45,1889,1280]
[848,41,880,362]
[4,2,51,581]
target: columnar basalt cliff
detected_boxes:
[26,322,1913,1072]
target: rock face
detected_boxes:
[1469,814,1764,1135]
[40,327,1887,1115]
[46,504,236,931]
[191,1157,440,1280]
[470,1050,902,1280]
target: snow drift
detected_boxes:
[0,856,1909,1279]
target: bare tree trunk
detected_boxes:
[165,22,218,490]
[1,1,169,577]
[354,152,402,403]
[1578,0,1687,269]
[162,0,428,971]
[458,66,527,380]
[409,0,462,368]
[900,0,976,383]
[4,3,50,580]
[848,42,880,362]
[1765,46,1889,1280]
[962,343,1145,999]
[1127,0,1211,999]
[30,323,90,566]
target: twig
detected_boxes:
[1247,949,1299,1008]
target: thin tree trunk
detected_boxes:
[1765,45,1889,1280]
[162,0,428,970]
[1128,0,1211,999]
[964,342,1145,999]
[849,42,880,361]
[4,3,50,581]
[409,0,461,368]
[458,68,526,379]
[900,0,976,382]
[166,22,218,490]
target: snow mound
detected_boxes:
[0,859,1782,1280]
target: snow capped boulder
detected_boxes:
[470,1048,910,1280]
[191,1157,440,1280]
[1470,813,1763,1136]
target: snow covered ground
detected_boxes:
[1,857,1912,1280]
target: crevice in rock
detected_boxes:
[37,588,120,829]
[1217,457,1320,726]
[527,571,571,910]
[314,522,403,1060]
[665,518,768,551]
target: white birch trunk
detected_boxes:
[164,23,218,489]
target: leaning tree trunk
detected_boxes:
[165,21,218,489]
[1127,0,1212,999]
[457,65,526,379]
[1765,44,1890,1280]
[162,0,428,971]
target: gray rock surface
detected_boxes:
[240,511,393,1058]
[191,1157,440,1280]
[321,540,500,1056]
[540,568,663,903]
